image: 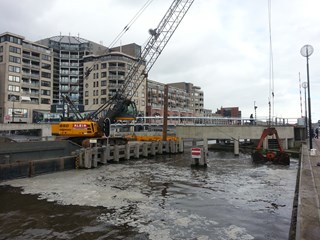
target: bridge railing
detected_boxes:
[130,116,299,127]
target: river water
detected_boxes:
[0,149,298,240]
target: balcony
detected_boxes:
[109,83,119,89]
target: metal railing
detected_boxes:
[131,116,299,127]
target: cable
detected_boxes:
[84,0,154,116]
[108,0,154,49]
[85,0,154,80]
[268,0,274,126]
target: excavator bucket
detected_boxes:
[252,127,290,165]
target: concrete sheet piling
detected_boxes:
[134,144,140,158]
[0,140,184,178]
[142,143,148,157]
[125,144,131,160]
[158,141,163,154]
[234,138,240,156]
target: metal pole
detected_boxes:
[306,56,313,149]
[162,84,168,141]
[300,44,314,150]
[12,100,14,123]
[304,86,307,139]
[10,96,16,123]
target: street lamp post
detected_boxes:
[300,44,314,150]
[302,82,308,139]
[10,96,16,123]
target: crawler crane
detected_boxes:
[52,0,195,146]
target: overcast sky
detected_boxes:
[1,0,320,122]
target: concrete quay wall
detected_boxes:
[0,123,52,137]
[296,142,320,239]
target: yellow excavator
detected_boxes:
[52,0,195,146]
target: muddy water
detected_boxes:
[0,150,298,240]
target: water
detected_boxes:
[0,149,298,240]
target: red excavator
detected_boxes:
[252,127,290,165]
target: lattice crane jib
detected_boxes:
[121,0,195,99]
[90,0,195,121]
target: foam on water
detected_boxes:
[1,156,296,239]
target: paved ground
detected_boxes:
[296,139,320,239]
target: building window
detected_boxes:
[0,55,2,62]
[9,75,20,82]
[41,89,51,96]
[85,99,89,105]
[9,108,28,118]
[9,55,21,63]
[101,72,107,78]
[0,46,3,52]
[41,72,51,79]
[41,80,51,87]
[9,46,21,54]
[101,89,106,95]
[42,54,51,61]
[8,85,20,92]
[9,36,22,45]
[8,65,20,73]
[41,98,50,104]
[41,63,51,70]
[85,91,88,97]
[101,80,106,86]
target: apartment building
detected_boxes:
[168,82,204,116]
[147,80,194,118]
[83,43,147,116]
[0,32,53,123]
[37,35,107,115]
[0,32,211,124]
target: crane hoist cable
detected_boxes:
[268,0,274,126]
[87,0,195,121]
[108,0,154,49]
[84,0,154,79]
[83,0,154,114]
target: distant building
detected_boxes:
[168,82,204,116]
[203,109,220,118]
[0,32,54,123]
[0,31,213,124]
[216,107,241,118]
[147,80,193,118]
[83,43,146,116]
[37,35,107,115]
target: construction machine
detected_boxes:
[251,127,290,165]
[52,0,195,146]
